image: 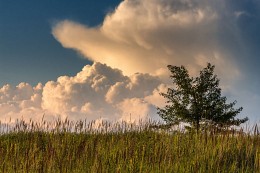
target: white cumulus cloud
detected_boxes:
[0,63,164,123]
[42,62,162,122]
[0,83,47,122]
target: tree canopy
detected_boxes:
[158,63,248,131]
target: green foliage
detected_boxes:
[158,63,248,131]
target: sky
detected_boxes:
[0,0,259,125]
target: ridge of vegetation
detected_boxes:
[0,119,259,173]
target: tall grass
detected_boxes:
[0,119,259,172]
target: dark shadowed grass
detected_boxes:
[0,119,259,172]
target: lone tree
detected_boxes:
[158,63,248,132]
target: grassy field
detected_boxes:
[0,119,259,172]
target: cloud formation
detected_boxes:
[0,63,163,123]
[52,0,241,85]
[51,0,260,123]
[1,0,259,124]
[42,62,162,122]
[0,83,46,122]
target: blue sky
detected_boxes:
[0,0,121,86]
[0,0,259,124]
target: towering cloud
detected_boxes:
[51,0,260,123]
[52,0,241,85]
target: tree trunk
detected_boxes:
[196,118,200,133]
